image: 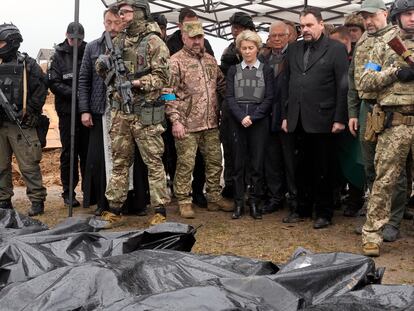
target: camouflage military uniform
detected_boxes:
[166,40,226,205]
[358,29,414,246]
[97,21,170,212]
[351,24,407,230]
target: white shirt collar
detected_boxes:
[241,59,260,69]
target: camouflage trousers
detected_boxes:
[362,124,414,246]
[174,128,222,204]
[105,110,169,209]
[0,122,46,202]
[359,101,407,229]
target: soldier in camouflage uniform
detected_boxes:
[0,24,48,216]
[344,13,365,55]
[350,0,407,242]
[358,0,414,256]
[166,21,233,218]
[96,0,170,223]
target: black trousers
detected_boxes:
[220,108,234,189]
[58,113,89,198]
[263,130,285,204]
[162,120,205,195]
[294,125,336,220]
[231,117,268,205]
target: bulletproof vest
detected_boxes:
[234,63,265,102]
[121,31,157,102]
[379,34,414,107]
[0,56,24,120]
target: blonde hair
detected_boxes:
[236,30,262,50]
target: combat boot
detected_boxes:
[149,206,167,225]
[362,242,380,257]
[179,203,195,219]
[28,201,44,216]
[0,199,13,210]
[207,198,234,212]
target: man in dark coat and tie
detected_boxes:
[281,7,348,228]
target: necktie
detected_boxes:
[303,45,311,70]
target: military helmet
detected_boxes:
[113,0,151,18]
[390,0,414,23]
[0,23,23,58]
[229,12,255,31]
[344,13,365,31]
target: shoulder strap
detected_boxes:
[137,32,160,71]
[18,53,28,115]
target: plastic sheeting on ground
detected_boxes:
[0,209,196,289]
[1,209,413,310]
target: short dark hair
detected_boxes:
[179,8,197,23]
[330,26,351,40]
[300,7,323,22]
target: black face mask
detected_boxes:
[0,46,18,62]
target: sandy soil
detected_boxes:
[10,149,414,285]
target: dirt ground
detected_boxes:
[11,149,414,285]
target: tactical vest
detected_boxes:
[378,34,414,107]
[234,63,265,103]
[0,54,25,121]
[122,32,155,93]
[117,31,165,124]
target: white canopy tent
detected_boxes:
[148,0,394,40]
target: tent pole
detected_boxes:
[68,0,80,217]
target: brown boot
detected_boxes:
[362,242,380,257]
[215,198,234,212]
[179,203,195,219]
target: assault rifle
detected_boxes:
[0,89,31,146]
[388,36,414,67]
[104,31,133,114]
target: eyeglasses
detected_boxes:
[118,9,134,16]
[269,34,288,38]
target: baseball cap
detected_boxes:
[182,21,204,37]
[357,0,387,13]
[66,22,85,40]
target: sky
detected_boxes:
[0,0,233,61]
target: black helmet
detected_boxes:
[152,13,167,27]
[390,0,414,23]
[0,23,22,58]
[229,12,255,31]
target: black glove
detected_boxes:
[22,112,40,128]
[396,67,414,82]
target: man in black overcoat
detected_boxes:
[281,7,348,228]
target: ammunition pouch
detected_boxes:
[371,104,386,133]
[110,97,166,125]
[139,99,165,126]
[364,111,377,142]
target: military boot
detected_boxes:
[179,203,195,219]
[28,201,44,216]
[149,206,167,225]
[208,198,234,212]
[362,242,380,257]
[0,199,13,210]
